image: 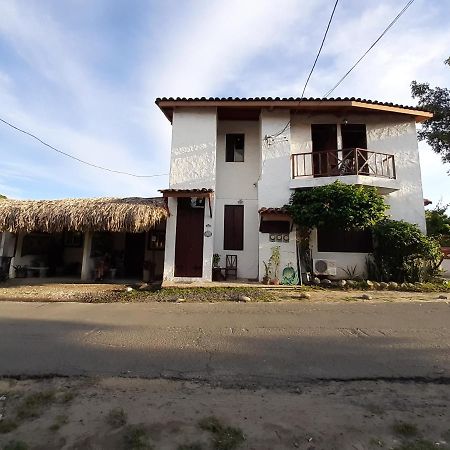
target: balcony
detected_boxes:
[290,148,399,193]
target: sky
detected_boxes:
[0,0,449,205]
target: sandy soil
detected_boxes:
[0,377,449,450]
[0,280,448,303]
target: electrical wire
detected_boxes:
[322,0,415,98]
[0,117,169,178]
[267,0,339,140]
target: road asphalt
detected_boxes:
[0,300,449,386]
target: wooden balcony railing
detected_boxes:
[291,148,396,179]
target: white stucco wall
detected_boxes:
[214,120,260,279]
[170,107,217,190]
[163,108,217,283]
[258,110,297,281]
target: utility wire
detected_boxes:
[0,117,168,178]
[323,0,415,98]
[268,0,339,140]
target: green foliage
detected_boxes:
[16,390,56,420]
[411,57,450,167]
[286,181,388,230]
[269,246,281,279]
[122,424,154,450]
[369,219,442,282]
[199,416,245,450]
[0,195,6,200]
[426,203,450,245]
[106,407,127,428]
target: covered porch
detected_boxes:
[0,197,168,283]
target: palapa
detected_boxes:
[0,197,168,233]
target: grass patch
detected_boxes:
[49,414,68,432]
[3,441,29,450]
[369,438,385,447]
[0,419,19,433]
[392,421,419,438]
[58,390,76,404]
[199,416,245,450]
[123,424,154,450]
[392,440,444,450]
[106,407,127,428]
[16,390,56,420]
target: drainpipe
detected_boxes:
[81,231,93,281]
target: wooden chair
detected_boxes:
[225,255,237,280]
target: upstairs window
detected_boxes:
[226,134,245,162]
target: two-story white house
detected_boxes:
[156,97,432,283]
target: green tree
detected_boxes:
[426,202,450,246]
[411,57,450,167]
[0,195,6,200]
[286,181,388,231]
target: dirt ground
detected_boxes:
[0,280,448,303]
[0,377,449,450]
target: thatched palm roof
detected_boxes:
[0,197,168,233]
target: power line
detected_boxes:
[268,0,339,140]
[0,117,168,178]
[323,0,415,98]
[300,0,339,99]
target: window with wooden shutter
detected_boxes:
[224,205,244,250]
[317,227,373,253]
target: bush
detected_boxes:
[368,220,442,282]
[286,181,388,230]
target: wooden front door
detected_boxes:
[124,232,145,278]
[174,198,205,277]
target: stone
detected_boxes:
[379,282,389,290]
[176,298,186,303]
[361,293,372,300]
[126,287,133,292]
[365,280,374,289]
[321,279,332,286]
[337,279,347,287]
[238,295,251,302]
[313,277,321,285]
[299,292,311,299]
[438,294,448,300]
[372,281,380,290]
[388,281,398,290]
[346,280,356,287]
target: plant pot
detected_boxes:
[270,278,280,285]
[262,276,270,285]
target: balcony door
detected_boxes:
[341,124,368,174]
[311,124,338,177]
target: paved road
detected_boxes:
[0,301,449,385]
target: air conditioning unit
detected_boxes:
[313,259,337,276]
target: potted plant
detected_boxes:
[212,254,222,281]
[262,261,271,285]
[269,246,281,285]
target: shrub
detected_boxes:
[369,220,442,282]
[286,181,388,231]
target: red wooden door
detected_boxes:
[174,198,204,277]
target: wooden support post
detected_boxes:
[81,231,93,281]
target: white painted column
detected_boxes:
[81,231,93,281]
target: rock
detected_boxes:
[126,287,133,292]
[299,292,311,299]
[379,282,389,290]
[176,298,186,303]
[346,280,356,287]
[313,277,321,285]
[388,281,398,290]
[337,279,347,287]
[372,281,380,290]
[321,279,332,286]
[361,293,372,300]
[238,295,251,302]
[365,280,374,289]
[438,294,448,300]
